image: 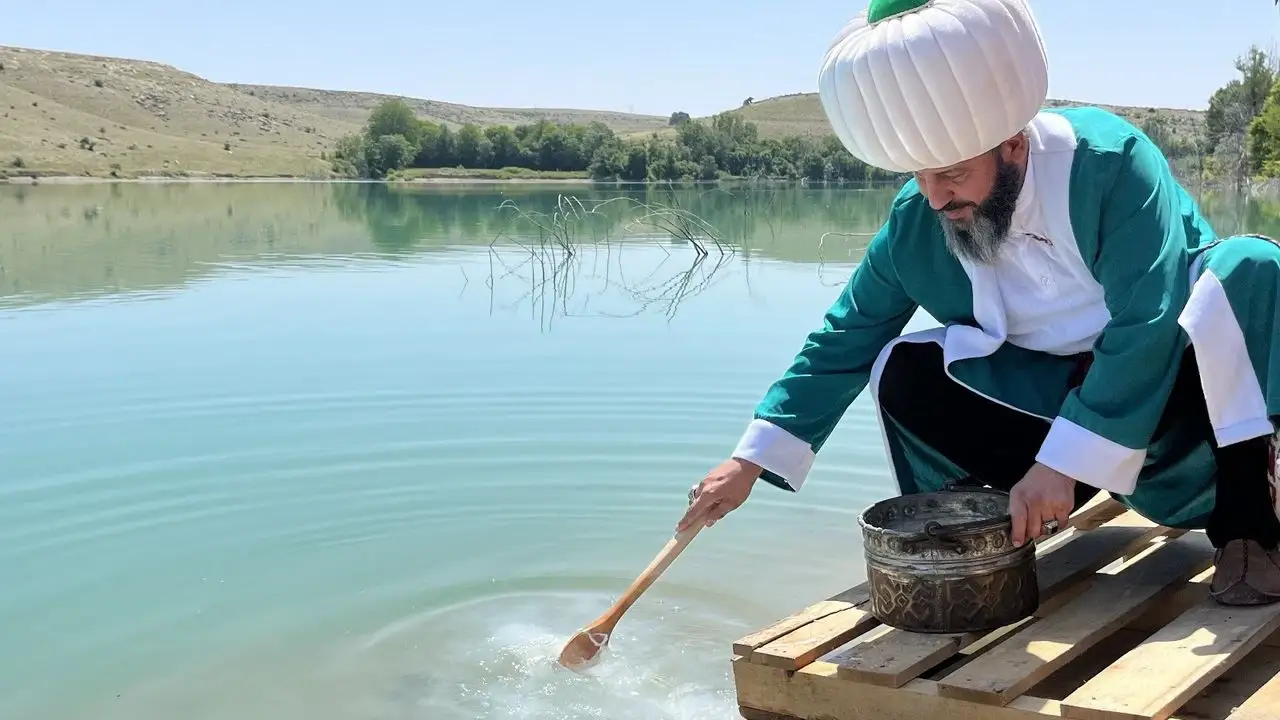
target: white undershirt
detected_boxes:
[983,155,1111,356]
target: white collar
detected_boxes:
[1008,148,1043,240]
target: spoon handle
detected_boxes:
[591,520,705,630]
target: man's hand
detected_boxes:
[676,458,762,532]
[1009,463,1076,547]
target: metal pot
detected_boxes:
[857,485,1054,634]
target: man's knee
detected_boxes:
[1230,233,1280,258]
[878,341,945,421]
[1208,234,1280,287]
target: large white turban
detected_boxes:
[817,0,1049,173]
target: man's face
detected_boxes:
[913,137,1027,265]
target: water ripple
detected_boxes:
[1,387,765,434]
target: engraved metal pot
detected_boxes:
[857,486,1054,634]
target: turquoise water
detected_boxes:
[0,181,1272,719]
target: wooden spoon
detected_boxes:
[557,518,706,670]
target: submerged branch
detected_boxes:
[815,230,877,286]
[485,193,736,330]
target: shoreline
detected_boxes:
[3,175,600,185]
[1,173,850,186]
[5,169,1227,190]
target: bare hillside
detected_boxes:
[228,84,671,135]
[0,45,670,178]
[0,46,355,176]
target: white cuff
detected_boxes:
[1035,416,1146,496]
[732,419,816,491]
[1214,417,1276,447]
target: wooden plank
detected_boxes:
[1034,512,1173,593]
[1014,628,1280,720]
[734,657,1070,720]
[935,532,1215,706]
[1063,492,1127,531]
[1226,669,1280,720]
[925,614,1039,681]
[732,583,870,657]
[832,629,978,688]
[832,511,1169,688]
[749,602,880,670]
[1061,590,1280,720]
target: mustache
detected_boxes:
[940,200,977,213]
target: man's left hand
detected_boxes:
[1009,463,1076,547]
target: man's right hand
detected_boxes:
[676,457,762,532]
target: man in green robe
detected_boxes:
[679,0,1280,605]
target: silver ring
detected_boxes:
[688,485,699,506]
[1042,519,1060,536]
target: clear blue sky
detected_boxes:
[2,1,1277,117]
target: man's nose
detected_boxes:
[918,177,952,211]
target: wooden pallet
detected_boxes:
[731,493,1280,720]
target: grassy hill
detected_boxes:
[226,84,670,135]
[0,44,1207,179]
[702,93,1208,152]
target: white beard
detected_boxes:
[940,213,1008,266]
[938,156,1024,266]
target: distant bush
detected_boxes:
[10,156,24,168]
[93,79,105,88]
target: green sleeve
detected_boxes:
[1036,132,1201,495]
[733,192,920,492]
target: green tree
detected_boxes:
[331,133,368,177]
[696,154,720,180]
[435,125,457,167]
[366,134,415,178]
[1249,79,1280,177]
[415,122,443,166]
[454,124,492,168]
[1202,46,1278,187]
[622,145,649,181]
[588,146,625,180]
[485,125,521,167]
[366,99,422,147]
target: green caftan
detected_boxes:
[732,106,1280,528]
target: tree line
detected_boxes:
[328,99,903,183]
[329,41,1280,191]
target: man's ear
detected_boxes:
[1000,131,1030,165]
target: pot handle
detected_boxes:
[920,518,1061,551]
[903,522,969,555]
[936,481,1062,539]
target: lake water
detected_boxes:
[1,180,1274,720]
